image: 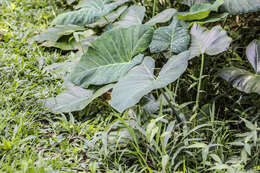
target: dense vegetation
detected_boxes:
[0,0,260,172]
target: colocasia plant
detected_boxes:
[36,0,260,118]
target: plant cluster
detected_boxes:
[28,0,260,172]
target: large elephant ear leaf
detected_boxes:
[178,0,224,21]
[246,40,260,73]
[34,25,85,43]
[190,23,232,59]
[145,8,177,26]
[113,5,146,28]
[52,0,128,26]
[88,6,128,28]
[222,0,260,14]
[70,25,154,87]
[110,51,189,113]
[181,0,214,6]
[43,84,114,113]
[149,17,190,54]
[219,67,260,94]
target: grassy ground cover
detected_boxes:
[0,0,260,172]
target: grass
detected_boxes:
[0,0,260,172]
[0,0,105,171]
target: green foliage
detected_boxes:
[52,0,129,26]
[149,17,190,54]
[110,52,189,113]
[190,23,232,58]
[222,0,260,14]
[145,8,177,25]
[1,0,260,172]
[70,25,154,86]
[43,84,114,113]
[219,40,260,94]
[178,0,224,21]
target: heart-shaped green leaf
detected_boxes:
[43,84,114,113]
[110,51,189,113]
[178,0,224,21]
[222,0,260,14]
[190,23,232,59]
[149,17,190,54]
[70,25,154,87]
[145,8,177,26]
[52,0,128,26]
[113,5,146,28]
[219,67,260,94]
[246,40,260,73]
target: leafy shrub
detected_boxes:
[35,0,260,172]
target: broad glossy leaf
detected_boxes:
[75,0,130,9]
[222,0,260,14]
[34,25,84,43]
[246,40,260,73]
[178,0,224,21]
[113,5,146,28]
[40,30,96,51]
[52,0,128,26]
[43,84,114,113]
[110,51,189,113]
[70,25,154,86]
[181,0,214,6]
[187,13,229,27]
[149,18,190,54]
[41,36,97,51]
[190,23,232,59]
[88,6,127,28]
[219,67,260,94]
[145,8,177,25]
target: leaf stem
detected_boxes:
[152,0,157,17]
[195,52,205,112]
